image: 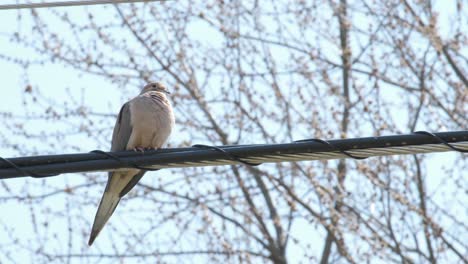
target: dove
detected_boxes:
[88,82,175,246]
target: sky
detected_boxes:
[0,1,466,263]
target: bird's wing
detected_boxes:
[120,170,146,197]
[89,102,143,246]
[110,102,132,152]
[106,101,146,197]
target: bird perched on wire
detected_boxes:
[88,82,175,246]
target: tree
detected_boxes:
[0,0,466,263]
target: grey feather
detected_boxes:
[106,102,148,196]
[119,170,146,197]
[111,102,132,152]
[89,102,138,246]
[89,83,175,246]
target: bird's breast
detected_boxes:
[128,95,174,149]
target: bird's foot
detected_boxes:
[145,147,160,151]
[133,146,146,152]
[133,147,160,152]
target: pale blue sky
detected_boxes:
[0,1,466,263]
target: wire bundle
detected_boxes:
[0,131,467,179]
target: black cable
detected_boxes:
[0,131,466,179]
[90,150,159,171]
[0,157,57,178]
[294,138,367,160]
[414,131,468,153]
[191,144,261,166]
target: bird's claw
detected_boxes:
[133,147,146,152]
[133,147,160,152]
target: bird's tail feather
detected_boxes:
[88,191,121,246]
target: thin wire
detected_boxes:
[294,138,368,160]
[192,144,261,166]
[90,150,159,171]
[0,0,167,10]
[0,157,57,178]
[0,131,466,179]
[414,131,468,152]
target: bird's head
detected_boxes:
[141,82,171,95]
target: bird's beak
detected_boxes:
[165,91,171,94]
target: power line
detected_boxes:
[0,131,466,179]
[0,0,167,10]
